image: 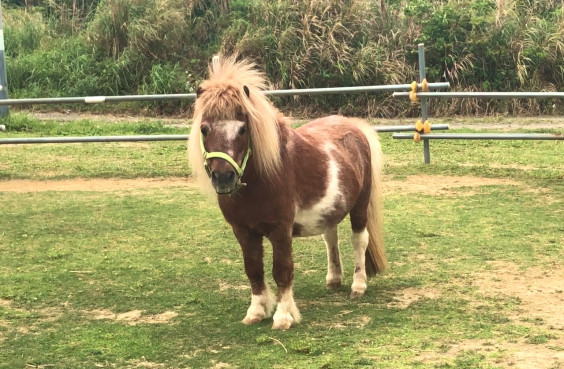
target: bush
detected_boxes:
[3,0,564,116]
[3,8,46,58]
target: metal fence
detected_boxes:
[392,46,564,163]
[1,43,562,165]
[0,83,450,107]
[0,125,452,145]
[0,78,451,145]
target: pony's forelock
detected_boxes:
[189,55,282,189]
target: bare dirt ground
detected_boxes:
[0,174,524,194]
[0,177,190,193]
[412,261,564,369]
[27,112,564,131]
[31,111,192,127]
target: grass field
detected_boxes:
[0,113,563,368]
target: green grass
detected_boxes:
[0,114,563,368]
[0,113,191,179]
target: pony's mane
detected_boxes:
[189,55,282,192]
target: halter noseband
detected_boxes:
[199,132,252,188]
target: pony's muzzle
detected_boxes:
[211,169,238,194]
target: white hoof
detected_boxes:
[272,309,301,330]
[326,273,343,289]
[242,289,275,325]
[271,289,301,330]
[242,312,265,325]
[351,280,367,299]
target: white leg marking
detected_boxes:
[323,226,343,288]
[272,288,301,330]
[351,228,369,298]
[242,286,276,325]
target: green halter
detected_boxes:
[199,132,252,182]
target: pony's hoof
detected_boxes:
[350,290,365,299]
[350,281,367,299]
[271,316,293,330]
[326,281,342,289]
[272,310,298,330]
[242,314,264,325]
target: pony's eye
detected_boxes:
[236,112,247,122]
[238,126,247,136]
[201,125,210,137]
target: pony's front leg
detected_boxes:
[232,227,276,325]
[270,228,301,330]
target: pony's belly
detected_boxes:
[293,207,345,237]
[292,219,327,237]
[293,155,346,237]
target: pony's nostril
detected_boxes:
[226,171,235,181]
[211,171,220,179]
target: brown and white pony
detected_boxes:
[188,56,387,330]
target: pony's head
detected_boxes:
[189,55,282,195]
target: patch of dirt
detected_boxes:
[417,262,564,368]
[218,282,250,292]
[419,339,564,369]
[86,309,178,325]
[210,362,236,369]
[128,360,165,368]
[0,174,522,195]
[449,117,564,131]
[0,177,191,193]
[386,287,442,309]
[31,111,191,128]
[384,175,522,196]
[310,310,372,330]
[504,342,564,369]
[473,261,564,330]
[0,298,35,314]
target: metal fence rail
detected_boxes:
[393,133,563,141]
[0,135,189,145]
[393,91,564,99]
[0,124,450,145]
[0,83,451,106]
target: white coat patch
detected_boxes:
[216,120,246,157]
[294,144,342,236]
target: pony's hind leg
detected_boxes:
[350,228,369,298]
[323,226,343,288]
[232,226,276,325]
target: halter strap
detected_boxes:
[199,132,252,179]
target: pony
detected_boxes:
[188,55,387,330]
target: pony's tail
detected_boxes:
[358,123,388,277]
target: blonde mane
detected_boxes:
[189,55,282,191]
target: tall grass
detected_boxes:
[3,7,45,58]
[3,0,564,116]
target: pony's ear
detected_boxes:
[243,85,250,98]
[196,87,204,97]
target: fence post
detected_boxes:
[418,44,430,164]
[0,0,9,118]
